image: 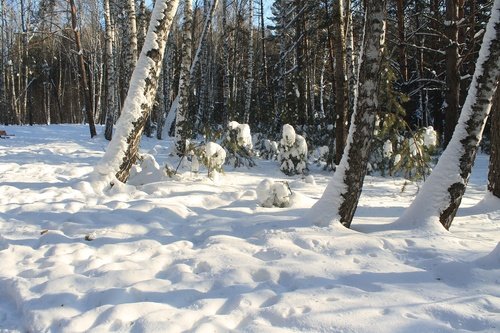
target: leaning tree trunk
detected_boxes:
[488,86,500,198]
[163,0,218,136]
[69,0,97,138]
[396,0,500,230]
[308,0,387,228]
[95,0,180,184]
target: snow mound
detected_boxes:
[128,154,165,186]
[475,242,500,269]
[256,179,292,208]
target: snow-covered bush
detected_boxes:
[203,142,226,178]
[256,179,292,208]
[222,121,255,167]
[370,124,438,180]
[279,124,308,175]
[252,133,279,160]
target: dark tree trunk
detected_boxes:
[489,89,500,198]
[69,0,97,138]
[444,0,461,147]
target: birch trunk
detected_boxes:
[174,0,193,155]
[334,0,347,165]
[243,0,254,124]
[104,0,118,141]
[309,0,387,228]
[95,0,181,184]
[396,0,500,230]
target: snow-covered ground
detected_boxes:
[0,125,498,333]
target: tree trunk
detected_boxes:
[308,0,387,228]
[243,0,254,124]
[396,0,408,81]
[175,0,193,155]
[396,0,500,230]
[444,0,461,147]
[95,0,181,184]
[104,0,118,141]
[488,88,500,198]
[334,0,348,165]
[68,0,97,138]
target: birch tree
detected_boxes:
[95,0,181,184]
[243,0,254,124]
[396,0,500,230]
[334,0,348,165]
[104,0,118,141]
[174,0,193,155]
[308,0,387,228]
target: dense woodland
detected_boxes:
[0,0,499,228]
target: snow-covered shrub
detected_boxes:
[279,124,308,175]
[252,133,279,160]
[370,124,438,180]
[222,121,255,167]
[256,179,292,208]
[203,142,226,178]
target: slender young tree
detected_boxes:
[308,0,387,228]
[69,0,97,138]
[95,0,181,184]
[396,0,500,230]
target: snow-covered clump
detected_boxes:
[279,124,308,175]
[223,121,255,167]
[256,179,292,208]
[383,140,393,158]
[204,142,226,178]
[128,154,165,186]
[423,126,438,148]
[228,121,252,150]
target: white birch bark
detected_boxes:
[95,0,181,184]
[104,0,118,141]
[174,0,193,155]
[243,0,254,124]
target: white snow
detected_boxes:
[0,125,499,333]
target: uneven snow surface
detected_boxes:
[0,125,499,333]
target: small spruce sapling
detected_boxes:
[222,121,255,167]
[279,124,308,175]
